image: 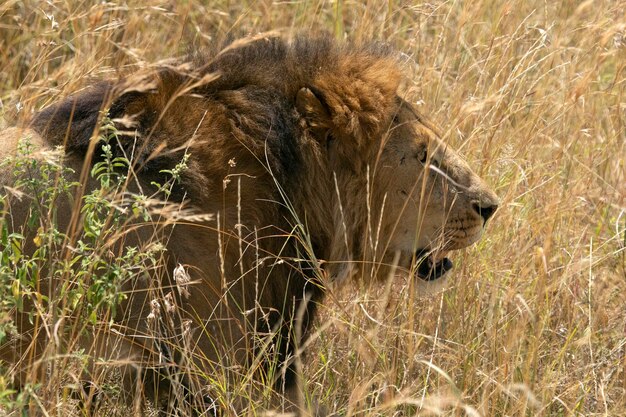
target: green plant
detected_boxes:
[0,119,175,414]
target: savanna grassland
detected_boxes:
[0,1,625,416]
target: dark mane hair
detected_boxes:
[31,32,398,152]
[29,32,402,206]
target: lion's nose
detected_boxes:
[472,201,498,224]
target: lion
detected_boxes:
[0,32,499,415]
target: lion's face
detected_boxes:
[374,101,499,280]
[296,77,498,282]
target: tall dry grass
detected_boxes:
[1,0,625,416]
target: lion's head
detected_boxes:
[28,32,498,286]
[291,48,499,283]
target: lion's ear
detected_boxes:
[298,57,402,154]
[296,87,332,143]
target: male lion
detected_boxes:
[0,33,498,415]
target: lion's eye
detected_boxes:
[417,148,428,164]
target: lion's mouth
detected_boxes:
[413,249,453,281]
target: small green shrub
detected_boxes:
[0,117,184,414]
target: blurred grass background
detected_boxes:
[1,0,625,415]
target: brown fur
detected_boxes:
[0,32,498,414]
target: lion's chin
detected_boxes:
[413,249,453,281]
